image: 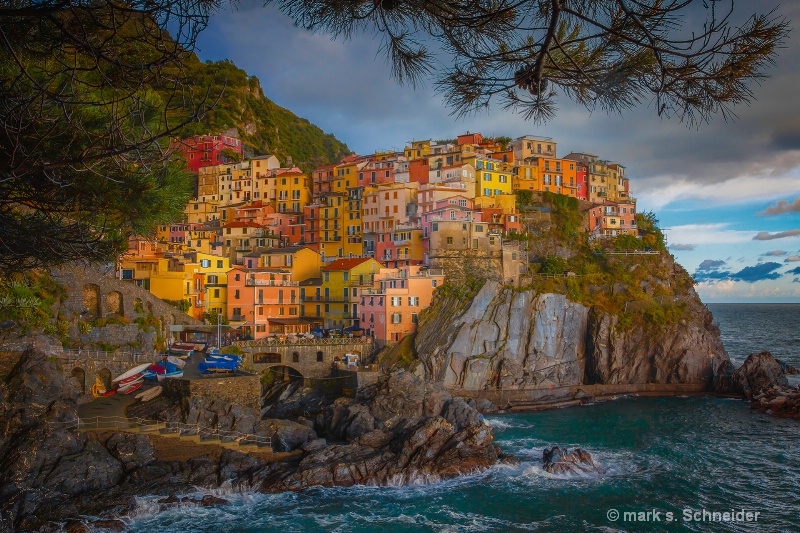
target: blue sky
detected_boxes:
[194,2,800,302]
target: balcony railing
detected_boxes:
[246,279,298,287]
[301,295,350,303]
[256,299,297,305]
[231,314,245,322]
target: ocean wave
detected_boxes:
[483,417,518,430]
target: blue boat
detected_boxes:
[198,359,239,374]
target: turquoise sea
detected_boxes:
[128,304,800,532]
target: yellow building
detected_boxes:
[184,199,220,224]
[465,155,514,198]
[319,257,383,328]
[343,188,363,257]
[318,193,346,259]
[242,246,321,282]
[404,139,431,160]
[149,252,232,320]
[512,162,540,192]
[274,171,312,214]
[186,225,223,256]
[474,194,518,214]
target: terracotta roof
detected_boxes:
[323,257,378,271]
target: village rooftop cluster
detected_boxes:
[118,132,638,346]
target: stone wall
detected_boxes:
[163,375,261,411]
[50,264,199,352]
[430,247,525,285]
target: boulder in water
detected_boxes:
[542,446,601,475]
[715,351,788,398]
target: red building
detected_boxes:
[575,164,588,200]
[179,134,244,173]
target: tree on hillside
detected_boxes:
[0,0,218,273]
[272,0,788,123]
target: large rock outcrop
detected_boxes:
[413,279,726,395]
[250,370,500,491]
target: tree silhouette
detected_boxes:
[0,0,219,273]
[271,0,788,123]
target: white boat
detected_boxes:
[112,363,151,383]
[136,386,163,402]
[166,356,186,368]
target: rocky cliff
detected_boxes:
[410,277,726,398]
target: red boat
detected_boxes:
[102,389,117,397]
[123,381,143,395]
[148,364,166,374]
[119,373,144,386]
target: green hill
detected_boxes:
[181,58,350,170]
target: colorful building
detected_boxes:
[359,265,444,346]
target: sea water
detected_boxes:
[128,304,800,532]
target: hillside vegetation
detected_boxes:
[514,192,691,329]
[180,58,350,170]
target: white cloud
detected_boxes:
[637,174,800,210]
[696,279,800,302]
[664,223,754,246]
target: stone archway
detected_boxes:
[97,368,112,392]
[70,367,86,394]
[107,291,123,316]
[83,284,100,317]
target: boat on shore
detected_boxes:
[112,363,151,383]
[167,343,195,358]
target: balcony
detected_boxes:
[256,299,297,305]
[246,279,299,287]
[301,295,349,303]
[231,314,246,322]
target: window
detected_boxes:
[234,290,240,299]
[408,296,419,306]
[483,173,491,181]
[213,289,220,298]
[200,259,211,268]
[316,351,324,362]
[412,313,419,324]
[391,313,402,324]
[391,296,402,306]
[292,352,300,363]
[446,236,454,244]
[431,279,438,288]
[254,353,281,364]
[216,260,223,268]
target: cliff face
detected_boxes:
[413,279,727,394]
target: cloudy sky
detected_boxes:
[195,1,800,302]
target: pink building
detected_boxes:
[359,265,445,346]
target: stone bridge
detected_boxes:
[53,348,153,394]
[233,337,376,381]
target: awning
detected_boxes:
[267,318,315,325]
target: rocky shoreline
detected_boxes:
[0,349,503,531]
[2,344,798,531]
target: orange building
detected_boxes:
[226,266,307,339]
